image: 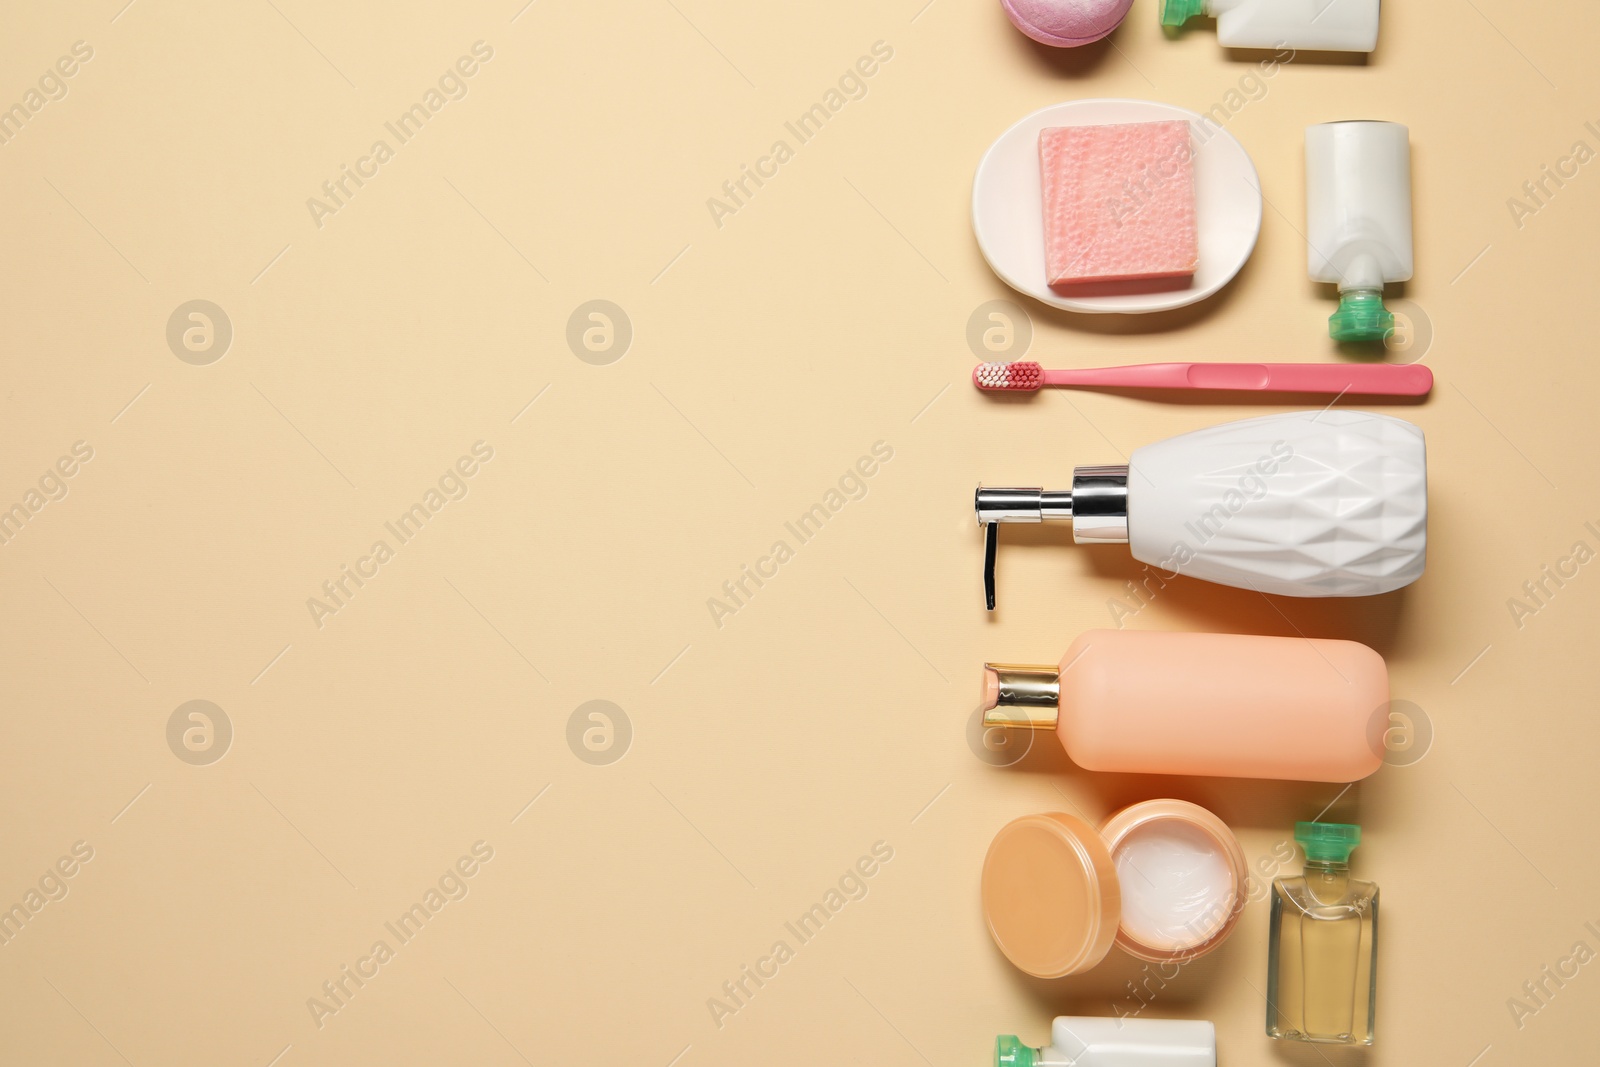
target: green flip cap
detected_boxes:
[1329,289,1395,343]
[1161,0,1207,27]
[996,1035,1036,1067]
[1296,821,1361,863]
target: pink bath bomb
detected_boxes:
[1001,0,1134,46]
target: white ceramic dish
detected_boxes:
[972,98,1263,315]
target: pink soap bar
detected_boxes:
[1040,120,1198,287]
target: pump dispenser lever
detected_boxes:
[977,468,1129,610]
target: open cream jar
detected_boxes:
[981,800,1248,977]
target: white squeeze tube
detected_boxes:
[1161,0,1381,53]
[1305,121,1414,342]
[996,1017,1217,1067]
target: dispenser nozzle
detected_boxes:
[975,468,1129,610]
[974,486,1074,525]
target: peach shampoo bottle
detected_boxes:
[982,629,1387,782]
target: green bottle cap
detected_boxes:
[996,1035,1036,1067]
[1296,821,1361,863]
[1329,289,1395,343]
[1161,0,1207,28]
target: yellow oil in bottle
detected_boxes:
[1267,823,1377,1045]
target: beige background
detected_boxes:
[2,0,1597,1064]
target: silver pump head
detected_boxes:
[976,465,1129,610]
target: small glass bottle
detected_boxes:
[1266,822,1378,1045]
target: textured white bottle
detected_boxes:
[1127,410,1426,596]
[1208,0,1380,52]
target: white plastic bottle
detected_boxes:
[997,1017,1216,1067]
[1161,0,1380,53]
[1306,121,1414,342]
[1126,410,1426,595]
[975,409,1428,605]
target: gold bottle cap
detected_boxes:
[981,663,1060,729]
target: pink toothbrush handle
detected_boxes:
[1048,362,1433,397]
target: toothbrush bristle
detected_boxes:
[973,361,1043,391]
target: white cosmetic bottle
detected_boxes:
[1161,0,1380,53]
[976,409,1427,606]
[1306,120,1414,342]
[997,1017,1216,1067]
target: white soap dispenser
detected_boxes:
[1306,120,1414,342]
[976,409,1426,608]
[997,1017,1217,1067]
[1161,0,1381,53]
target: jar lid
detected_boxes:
[981,812,1120,978]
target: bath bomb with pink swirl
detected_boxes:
[1001,0,1135,46]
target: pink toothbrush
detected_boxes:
[973,360,1432,397]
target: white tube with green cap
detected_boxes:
[1161,0,1380,52]
[997,1017,1216,1067]
[1305,120,1414,343]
